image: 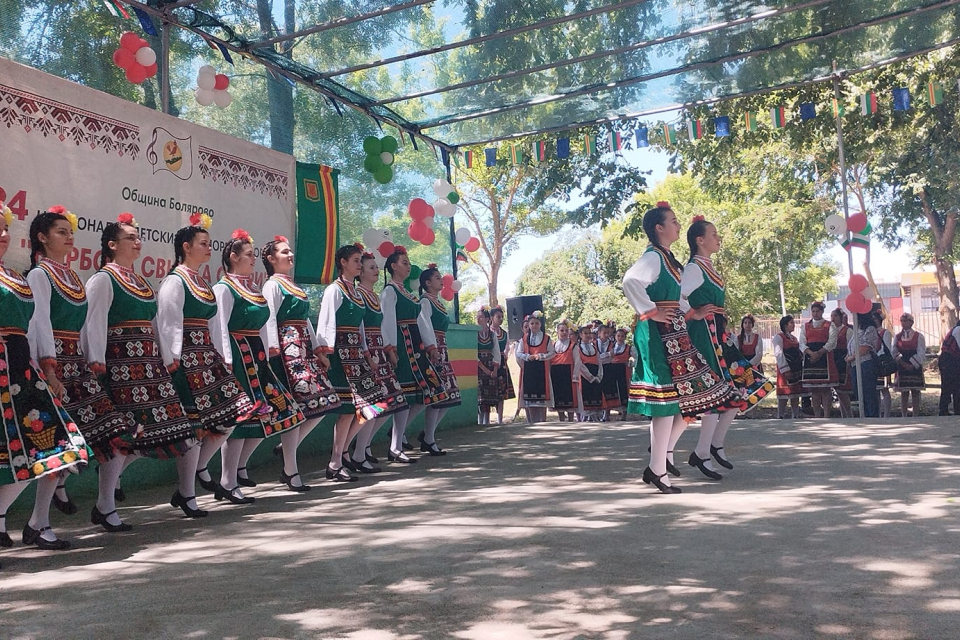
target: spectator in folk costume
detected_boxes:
[773,315,804,419]
[550,319,579,422]
[515,311,555,424]
[873,311,893,418]
[830,308,854,418]
[607,328,635,421]
[938,319,960,416]
[738,315,763,374]
[798,301,839,418]
[847,312,881,418]
[476,307,500,425]
[892,313,925,418]
[489,306,515,424]
[575,325,604,422]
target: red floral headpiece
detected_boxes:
[117,212,138,227]
[656,200,671,209]
[189,212,213,230]
[274,235,288,243]
[393,245,408,255]
[692,214,705,223]
[231,228,253,244]
[48,205,66,215]
[427,262,438,269]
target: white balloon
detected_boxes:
[361,228,379,247]
[379,152,394,166]
[455,227,471,245]
[423,216,435,231]
[451,280,463,292]
[197,73,216,91]
[433,198,456,218]
[135,47,157,67]
[375,254,388,269]
[213,90,232,108]
[195,88,215,106]
[433,178,452,198]
[199,65,217,77]
[824,214,847,236]
[382,229,394,243]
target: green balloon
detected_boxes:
[362,136,382,155]
[374,164,393,184]
[447,191,460,204]
[381,135,399,153]
[363,153,383,173]
[405,265,422,291]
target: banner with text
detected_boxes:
[0,57,295,288]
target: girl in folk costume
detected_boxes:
[211,230,304,504]
[830,309,854,418]
[575,325,605,421]
[318,245,405,481]
[873,311,894,418]
[0,207,88,558]
[261,236,342,489]
[799,301,839,418]
[26,207,135,526]
[773,315,804,419]
[510,316,532,423]
[607,328,636,421]
[476,307,501,425]
[347,250,408,471]
[82,213,198,530]
[380,247,447,463]
[623,203,735,494]
[738,315,763,374]
[892,313,926,417]
[417,266,462,453]
[515,310,555,424]
[550,320,579,422]
[156,219,260,514]
[680,218,772,479]
[490,306,515,424]
[597,323,621,420]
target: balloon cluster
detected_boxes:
[407,198,436,246]
[360,228,396,268]
[845,273,873,314]
[431,179,459,218]
[195,66,232,108]
[440,273,463,302]
[824,212,872,252]
[454,227,481,253]
[363,136,399,184]
[113,32,157,84]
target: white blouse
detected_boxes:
[771,333,793,374]
[574,343,602,382]
[622,251,662,317]
[26,267,57,363]
[79,270,114,365]
[678,262,705,314]
[798,318,839,353]
[419,296,439,348]
[209,276,270,366]
[262,276,321,353]
[479,329,502,365]
[891,330,926,368]
[316,280,368,352]
[740,332,764,367]
[515,331,556,362]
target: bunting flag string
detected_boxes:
[103,0,130,19]
[860,91,878,115]
[556,137,570,159]
[533,140,547,162]
[583,133,597,155]
[686,119,703,140]
[608,131,622,152]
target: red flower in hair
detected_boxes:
[48,205,67,215]
[117,212,136,226]
[656,200,671,209]
[692,215,705,223]
[274,235,288,243]
[427,263,437,269]
[231,228,251,242]
[354,242,364,251]
[393,245,407,255]
[189,213,201,226]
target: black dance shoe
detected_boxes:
[196,468,219,493]
[341,454,360,472]
[115,484,126,503]
[22,524,71,550]
[272,443,283,456]
[213,484,255,505]
[710,445,734,470]
[422,441,446,456]
[279,471,311,493]
[688,452,722,480]
[665,451,681,477]
[170,490,209,518]
[237,467,257,487]
[0,513,11,547]
[642,466,682,494]
[53,483,78,515]
[387,450,417,463]
[91,506,133,532]
[326,464,358,482]
[358,461,382,474]
[365,447,379,464]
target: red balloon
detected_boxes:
[143,63,158,78]
[407,221,425,242]
[214,73,230,90]
[441,287,455,301]
[125,64,147,84]
[845,293,871,314]
[113,48,135,70]
[848,273,868,294]
[120,32,142,53]
[139,38,150,50]
[442,273,454,286]
[847,212,868,233]
[421,228,436,246]
[377,241,395,257]
[464,237,481,252]
[408,198,434,222]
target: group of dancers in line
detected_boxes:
[0,206,463,566]
[773,304,927,420]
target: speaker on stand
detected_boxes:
[504,295,543,341]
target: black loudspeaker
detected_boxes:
[505,295,543,341]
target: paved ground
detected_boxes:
[2,416,960,639]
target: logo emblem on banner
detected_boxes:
[146,127,193,179]
[303,178,321,202]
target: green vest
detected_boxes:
[171,266,217,320]
[0,267,34,331]
[36,260,87,332]
[101,265,157,324]
[270,275,311,324]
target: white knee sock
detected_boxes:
[712,409,737,449]
[29,475,59,539]
[236,438,263,479]
[390,410,409,453]
[219,439,245,491]
[649,416,674,483]
[297,417,319,445]
[197,435,226,482]
[0,483,30,532]
[281,424,310,483]
[696,413,719,459]
[97,454,127,525]
[353,417,383,463]
[424,407,448,443]
[174,444,201,509]
[666,414,688,465]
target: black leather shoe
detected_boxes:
[341,454,360,472]
[91,506,133,532]
[237,467,257,487]
[0,513,11,547]
[279,471,311,492]
[326,464,358,482]
[114,484,126,503]
[365,447,379,464]
[22,524,71,550]
[53,483,78,515]
[688,452,722,480]
[665,451,681,477]
[710,445,734,470]
[358,461,382,474]
[171,490,209,517]
[642,466,681,494]
[401,441,414,451]
[272,443,283,456]
[422,441,446,456]
[213,484,255,504]
[387,450,417,463]
[196,468,219,493]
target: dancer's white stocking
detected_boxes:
[174,444,202,509]
[649,416,674,484]
[696,413,719,459]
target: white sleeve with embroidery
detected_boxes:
[26,268,56,363]
[622,251,662,316]
[379,286,399,348]
[679,263,704,314]
[419,298,438,348]
[316,284,343,349]
[80,271,113,365]
[155,276,186,367]
[262,279,283,353]
[211,283,235,365]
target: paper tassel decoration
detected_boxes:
[770,106,787,129]
[635,127,649,148]
[714,116,730,138]
[860,92,878,115]
[687,119,704,140]
[557,138,570,159]
[892,88,911,111]
[484,148,497,167]
[841,232,870,251]
[799,103,816,121]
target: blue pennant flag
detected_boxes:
[214,41,234,65]
[799,102,816,121]
[892,88,911,111]
[556,137,570,158]
[634,127,649,147]
[132,7,158,36]
[440,148,451,169]
[714,116,730,138]
[484,148,497,167]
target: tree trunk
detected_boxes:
[256,0,295,155]
[775,247,787,316]
[488,260,500,308]
[920,190,959,336]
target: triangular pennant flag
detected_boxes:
[714,116,730,138]
[103,0,130,19]
[484,148,497,167]
[607,131,622,152]
[456,250,469,263]
[510,145,523,165]
[461,150,474,169]
[799,102,816,121]
[927,81,944,106]
[686,119,703,140]
[557,138,570,159]
[743,111,758,132]
[440,148,451,169]
[132,6,158,35]
[770,106,787,128]
[892,87,911,111]
[661,123,677,145]
[635,127,649,148]
[583,133,597,155]
[214,41,234,65]
[831,98,845,118]
[841,232,870,251]
[533,140,547,162]
[860,92,878,115]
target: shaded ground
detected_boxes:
[2,415,960,639]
